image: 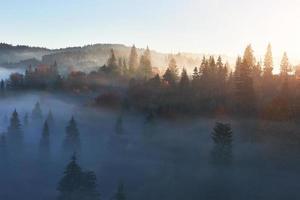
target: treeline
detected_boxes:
[2,44,300,120]
[124,44,300,120]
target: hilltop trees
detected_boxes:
[280,52,291,79]
[163,57,179,86]
[262,44,275,102]
[57,155,100,200]
[235,45,256,115]
[107,49,120,75]
[263,43,274,79]
[138,47,153,79]
[128,45,139,74]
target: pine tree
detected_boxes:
[179,68,189,89]
[39,120,50,157]
[128,45,139,74]
[243,44,255,68]
[191,67,200,88]
[138,47,152,79]
[263,43,273,78]
[63,117,81,154]
[57,155,100,200]
[7,109,23,148]
[168,57,179,80]
[32,102,43,120]
[114,182,126,200]
[192,67,199,80]
[163,68,176,86]
[280,52,291,79]
[58,154,83,200]
[235,46,256,115]
[211,122,233,165]
[107,49,119,75]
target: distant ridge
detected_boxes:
[0,42,233,73]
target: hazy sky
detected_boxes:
[1,0,300,59]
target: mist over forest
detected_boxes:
[0,43,217,74]
[0,40,299,200]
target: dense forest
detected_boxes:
[2,44,300,121]
[1,43,300,200]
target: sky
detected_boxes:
[1,0,300,61]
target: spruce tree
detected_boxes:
[58,155,83,200]
[243,44,255,68]
[107,49,119,75]
[168,57,179,81]
[138,47,152,79]
[235,46,256,115]
[57,155,100,200]
[163,68,176,86]
[211,122,233,165]
[39,120,50,157]
[128,45,139,74]
[7,109,23,148]
[63,117,81,154]
[280,52,291,79]
[263,43,273,78]
[179,68,189,89]
[32,102,43,120]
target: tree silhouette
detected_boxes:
[63,117,81,154]
[138,47,152,79]
[235,46,256,115]
[280,52,291,79]
[263,43,273,78]
[179,68,189,89]
[39,120,50,157]
[107,49,119,75]
[32,102,43,120]
[57,155,100,200]
[128,45,139,75]
[7,109,23,149]
[211,122,233,165]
